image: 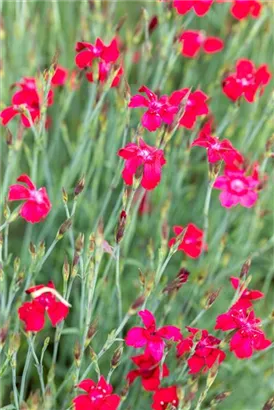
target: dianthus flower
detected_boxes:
[73,376,120,410]
[0,77,53,127]
[179,30,224,58]
[125,310,181,361]
[152,386,179,410]
[227,0,262,20]
[75,37,122,87]
[222,59,271,103]
[173,0,213,16]
[177,327,226,373]
[8,174,51,223]
[51,65,68,86]
[127,351,169,391]
[215,302,271,359]
[118,138,166,190]
[169,88,209,129]
[192,120,244,165]
[230,276,264,307]
[129,86,178,131]
[213,163,260,208]
[169,223,207,258]
[18,281,70,332]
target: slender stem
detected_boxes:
[115,245,122,324]
[28,335,45,397]
[19,345,32,403]
[11,354,20,410]
[4,224,9,261]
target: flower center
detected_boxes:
[230,178,246,194]
[30,190,44,204]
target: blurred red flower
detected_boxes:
[118,138,166,190]
[222,59,271,102]
[179,30,224,58]
[213,163,260,208]
[129,85,178,131]
[192,120,244,165]
[177,327,226,373]
[127,351,169,391]
[125,310,181,361]
[73,376,120,410]
[8,174,51,223]
[230,0,262,20]
[18,281,70,332]
[51,65,68,87]
[173,0,213,16]
[215,301,271,359]
[169,88,209,129]
[169,223,207,258]
[152,386,179,410]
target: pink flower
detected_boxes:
[191,120,244,165]
[129,85,178,131]
[213,163,260,208]
[127,351,169,391]
[177,327,226,374]
[8,174,51,223]
[173,0,213,16]
[215,302,271,359]
[18,282,70,332]
[125,310,181,361]
[230,276,264,307]
[51,65,68,87]
[73,376,120,410]
[217,0,262,19]
[169,88,209,129]
[222,59,271,103]
[118,138,166,190]
[168,223,207,258]
[0,77,53,127]
[179,30,224,58]
[75,37,122,86]
[152,386,179,410]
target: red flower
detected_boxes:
[129,86,178,132]
[73,376,120,410]
[18,282,70,332]
[179,30,224,58]
[230,276,264,307]
[173,0,213,16]
[127,351,169,391]
[213,163,260,208]
[125,310,181,361]
[231,0,262,20]
[192,120,244,165]
[152,386,179,410]
[118,138,166,190]
[75,37,122,86]
[8,174,51,223]
[169,88,209,129]
[177,327,226,374]
[215,302,271,359]
[0,77,53,127]
[51,65,68,87]
[222,59,271,103]
[169,223,207,258]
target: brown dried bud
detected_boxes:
[74,341,81,365]
[263,395,274,410]
[116,210,127,244]
[120,383,130,400]
[161,219,169,242]
[74,176,85,197]
[163,268,190,294]
[129,295,145,315]
[149,15,158,34]
[63,256,70,282]
[6,128,13,146]
[111,343,123,368]
[204,287,222,309]
[29,242,36,259]
[57,218,72,239]
[75,233,84,253]
[72,253,80,267]
[0,325,8,348]
[211,391,231,406]
[62,187,68,203]
[240,257,251,278]
[87,320,97,341]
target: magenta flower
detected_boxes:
[179,30,224,58]
[213,163,260,208]
[128,86,178,131]
[230,276,264,307]
[215,301,271,359]
[125,310,181,361]
[118,138,166,190]
[173,0,213,16]
[192,120,244,165]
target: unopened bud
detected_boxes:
[263,395,274,410]
[85,321,97,347]
[74,176,85,197]
[62,256,70,282]
[163,268,190,294]
[0,325,8,348]
[75,233,84,253]
[6,128,13,146]
[111,344,123,368]
[74,341,81,366]
[204,287,222,309]
[129,295,145,315]
[240,257,251,278]
[116,210,127,244]
[57,218,72,239]
[29,242,36,259]
[10,332,21,353]
[210,391,231,407]
[62,187,68,203]
[120,383,129,401]
[38,241,45,259]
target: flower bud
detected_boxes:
[204,287,222,310]
[263,396,274,410]
[62,187,68,204]
[129,295,145,315]
[29,242,36,260]
[74,341,81,367]
[240,257,251,278]
[62,256,70,282]
[111,343,123,368]
[210,391,231,407]
[75,233,85,253]
[74,176,85,197]
[163,268,190,294]
[116,210,127,244]
[6,128,13,146]
[56,218,72,240]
